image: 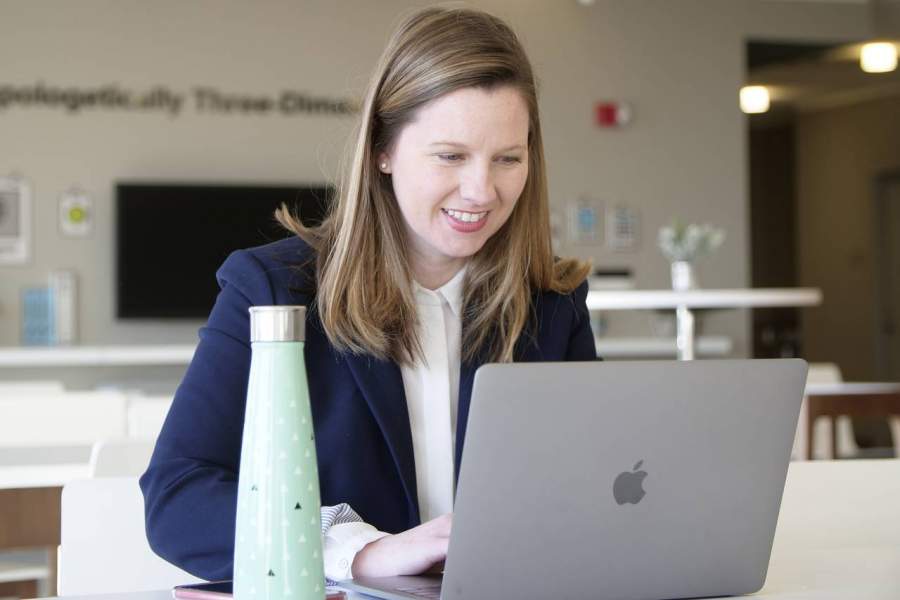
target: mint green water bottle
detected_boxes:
[234,306,325,600]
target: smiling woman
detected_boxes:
[276,6,591,366]
[140,5,598,588]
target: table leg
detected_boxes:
[676,305,695,361]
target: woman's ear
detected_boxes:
[377,152,392,174]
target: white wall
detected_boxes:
[0,0,870,386]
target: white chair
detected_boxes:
[0,390,128,447]
[88,438,156,477]
[126,394,174,440]
[891,418,900,457]
[0,390,128,467]
[58,477,204,595]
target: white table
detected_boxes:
[0,345,195,367]
[804,382,900,396]
[0,463,90,490]
[0,289,822,367]
[587,288,822,360]
[26,460,900,600]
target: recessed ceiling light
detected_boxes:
[740,86,770,114]
[860,42,898,73]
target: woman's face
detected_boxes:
[379,85,530,280]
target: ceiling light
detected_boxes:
[860,42,898,73]
[740,86,770,114]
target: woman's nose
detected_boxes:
[459,163,498,206]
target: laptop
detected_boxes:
[339,359,807,600]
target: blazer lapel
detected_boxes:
[343,354,420,525]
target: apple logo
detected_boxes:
[613,460,648,505]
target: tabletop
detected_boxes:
[27,460,900,600]
[804,381,900,395]
[585,288,822,310]
[0,463,90,490]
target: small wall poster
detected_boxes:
[0,176,31,264]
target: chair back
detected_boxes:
[88,439,156,477]
[126,394,173,440]
[0,390,127,446]
[59,477,203,595]
[806,363,843,385]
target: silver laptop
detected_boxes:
[339,359,807,600]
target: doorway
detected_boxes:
[875,171,900,382]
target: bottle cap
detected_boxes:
[249,306,306,342]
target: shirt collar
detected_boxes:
[412,264,467,317]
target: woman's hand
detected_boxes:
[351,513,452,578]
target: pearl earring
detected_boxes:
[380,163,388,170]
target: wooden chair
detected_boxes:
[806,386,900,460]
[795,363,859,460]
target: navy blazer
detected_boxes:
[140,236,597,581]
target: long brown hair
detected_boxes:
[277,5,590,365]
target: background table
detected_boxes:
[587,288,822,360]
[1,463,90,597]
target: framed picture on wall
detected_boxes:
[0,175,31,265]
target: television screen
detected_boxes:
[116,182,331,319]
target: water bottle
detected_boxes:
[234,306,325,600]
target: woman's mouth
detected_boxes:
[441,208,489,233]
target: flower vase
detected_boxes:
[670,260,697,291]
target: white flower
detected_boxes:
[658,221,725,262]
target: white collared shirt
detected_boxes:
[322,267,465,581]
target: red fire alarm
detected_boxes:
[595,101,632,128]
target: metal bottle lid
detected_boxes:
[249,306,306,342]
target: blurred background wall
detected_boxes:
[0,0,872,391]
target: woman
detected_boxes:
[140,5,596,585]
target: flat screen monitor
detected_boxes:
[116,182,331,319]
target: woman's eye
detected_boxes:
[436,154,522,164]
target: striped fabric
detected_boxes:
[320,503,365,536]
[320,503,365,585]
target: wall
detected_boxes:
[0,0,869,389]
[796,94,900,380]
